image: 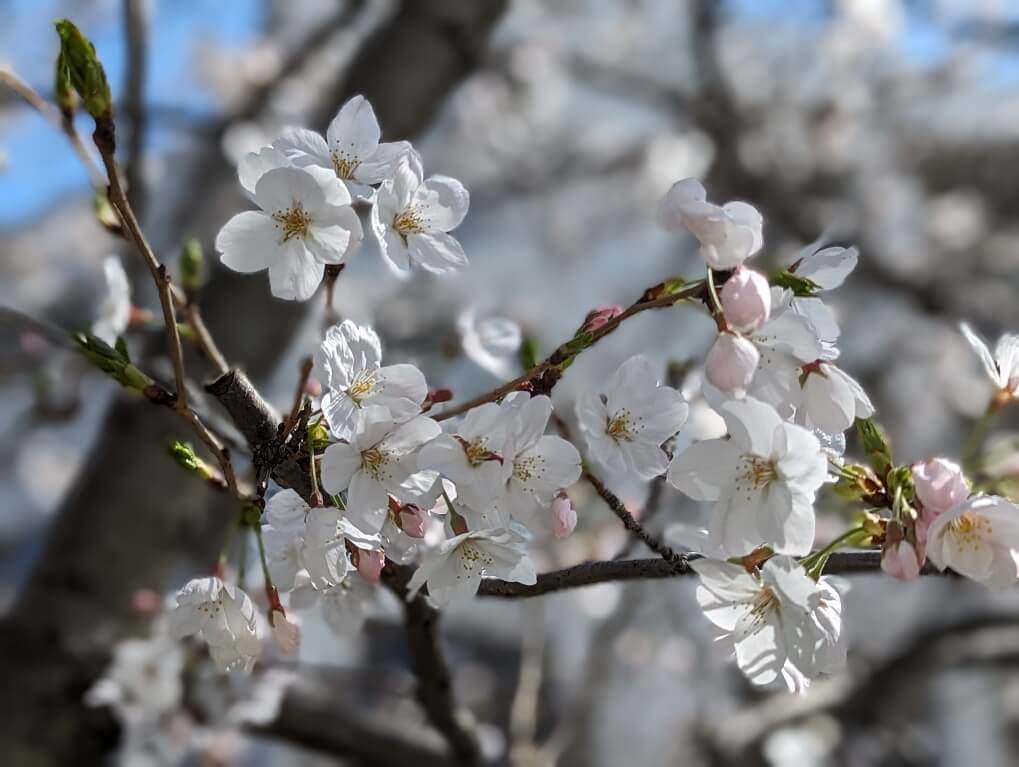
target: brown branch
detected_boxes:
[435,280,706,421]
[478,551,945,599]
[253,671,458,767]
[280,356,314,445]
[383,563,482,767]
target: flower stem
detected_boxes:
[962,405,998,477]
[800,525,867,575]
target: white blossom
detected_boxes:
[370,153,469,275]
[320,412,441,533]
[657,177,763,270]
[316,320,427,440]
[85,635,184,727]
[458,308,522,379]
[705,332,760,399]
[168,577,260,672]
[418,401,511,509]
[92,256,131,345]
[497,393,582,526]
[960,322,1019,395]
[926,495,1019,588]
[576,355,689,479]
[692,556,844,692]
[406,527,536,608]
[216,165,363,301]
[668,397,827,557]
[273,95,411,199]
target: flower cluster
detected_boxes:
[215,95,470,301]
[155,130,1019,699]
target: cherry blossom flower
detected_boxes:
[692,556,844,691]
[912,457,969,518]
[925,495,1019,587]
[92,256,130,345]
[316,320,427,440]
[657,177,764,270]
[705,332,760,399]
[575,355,689,479]
[960,322,1019,398]
[458,309,522,379]
[264,488,310,531]
[881,539,921,580]
[668,397,827,557]
[273,95,411,200]
[168,577,261,672]
[85,635,184,727]
[370,154,470,275]
[216,165,362,301]
[418,402,510,509]
[497,393,582,526]
[320,412,441,533]
[721,267,771,332]
[406,527,536,608]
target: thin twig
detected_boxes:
[0,69,106,188]
[434,281,705,421]
[178,297,229,375]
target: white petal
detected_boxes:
[667,439,740,500]
[417,175,470,232]
[267,241,324,301]
[254,166,325,215]
[326,95,381,162]
[238,146,290,197]
[215,211,275,273]
[320,443,362,494]
[961,323,1003,388]
[273,127,331,166]
[407,232,468,273]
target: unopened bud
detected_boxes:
[395,503,428,538]
[94,191,122,235]
[720,268,771,332]
[353,548,385,582]
[550,494,577,539]
[881,536,921,581]
[911,457,969,518]
[54,20,112,121]
[54,53,77,119]
[856,418,893,478]
[180,238,205,295]
[582,305,624,333]
[704,332,759,398]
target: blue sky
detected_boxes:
[0,0,263,228]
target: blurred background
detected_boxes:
[5,0,1019,765]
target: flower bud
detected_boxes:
[720,268,771,332]
[551,494,577,539]
[269,609,300,656]
[582,305,624,333]
[395,503,428,538]
[54,20,112,121]
[912,458,969,518]
[180,238,205,296]
[704,332,759,398]
[354,548,385,582]
[881,539,921,580]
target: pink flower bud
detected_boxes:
[704,332,759,398]
[396,504,428,539]
[551,495,577,539]
[582,305,624,333]
[354,548,385,582]
[720,268,771,332]
[881,540,921,580]
[269,609,300,656]
[912,458,969,519]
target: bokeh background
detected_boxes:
[5,1,1019,765]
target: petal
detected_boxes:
[254,166,326,215]
[265,488,309,530]
[238,146,290,197]
[356,140,413,185]
[267,241,324,301]
[794,245,858,290]
[720,397,783,456]
[273,127,331,166]
[215,211,276,273]
[961,323,1003,387]
[509,395,553,452]
[416,175,470,232]
[406,232,469,273]
[667,439,740,501]
[320,443,362,494]
[375,363,428,418]
[326,95,381,162]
